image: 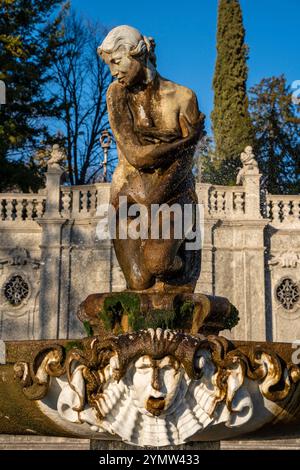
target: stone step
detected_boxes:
[0,435,89,450]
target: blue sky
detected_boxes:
[71,0,299,129]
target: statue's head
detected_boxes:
[241,145,254,164]
[98,25,156,88]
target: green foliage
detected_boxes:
[0,158,43,192]
[83,320,94,337]
[0,0,68,191]
[211,0,254,184]
[249,75,300,194]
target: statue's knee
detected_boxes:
[145,252,173,275]
[127,271,153,291]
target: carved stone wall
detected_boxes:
[266,227,300,342]
[1,171,300,341]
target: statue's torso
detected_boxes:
[126,78,184,140]
[111,77,195,206]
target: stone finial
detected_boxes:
[236,146,259,184]
[47,144,66,170]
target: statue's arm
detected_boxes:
[178,89,205,138]
[107,84,203,170]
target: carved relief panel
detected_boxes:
[268,251,300,341]
[0,247,40,340]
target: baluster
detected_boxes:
[290,200,295,219]
[0,199,5,220]
[211,190,218,214]
[81,190,88,216]
[225,191,233,216]
[14,199,20,220]
[36,199,44,218]
[90,189,96,216]
[272,200,281,223]
[216,191,225,215]
[204,188,214,214]
[61,190,71,218]
[26,199,34,220]
[281,201,289,222]
[266,200,272,219]
[6,199,14,221]
[234,192,244,214]
[72,188,81,217]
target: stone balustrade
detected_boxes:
[1,176,299,226]
[266,194,300,226]
[0,193,46,221]
[198,184,246,217]
[60,184,98,218]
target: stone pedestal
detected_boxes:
[77,291,238,337]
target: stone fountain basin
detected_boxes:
[0,336,299,447]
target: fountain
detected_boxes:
[0,25,299,450]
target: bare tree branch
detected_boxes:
[49,11,114,184]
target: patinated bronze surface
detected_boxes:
[98,26,205,293]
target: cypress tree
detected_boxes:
[211,0,254,184]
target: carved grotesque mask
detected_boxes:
[129,355,185,416]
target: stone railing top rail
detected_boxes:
[197,183,244,191]
[206,185,245,192]
[0,192,45,199]
[61,183,111,191]
[267,194,300,201]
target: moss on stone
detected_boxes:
[83,321,94,337]
[141,301,196,331]
[98,293,197,332]
[99,292,140,332]
[224,305,240,330]
[65,341,83,353]
[175,301,195,328]
[145,309,176,330]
